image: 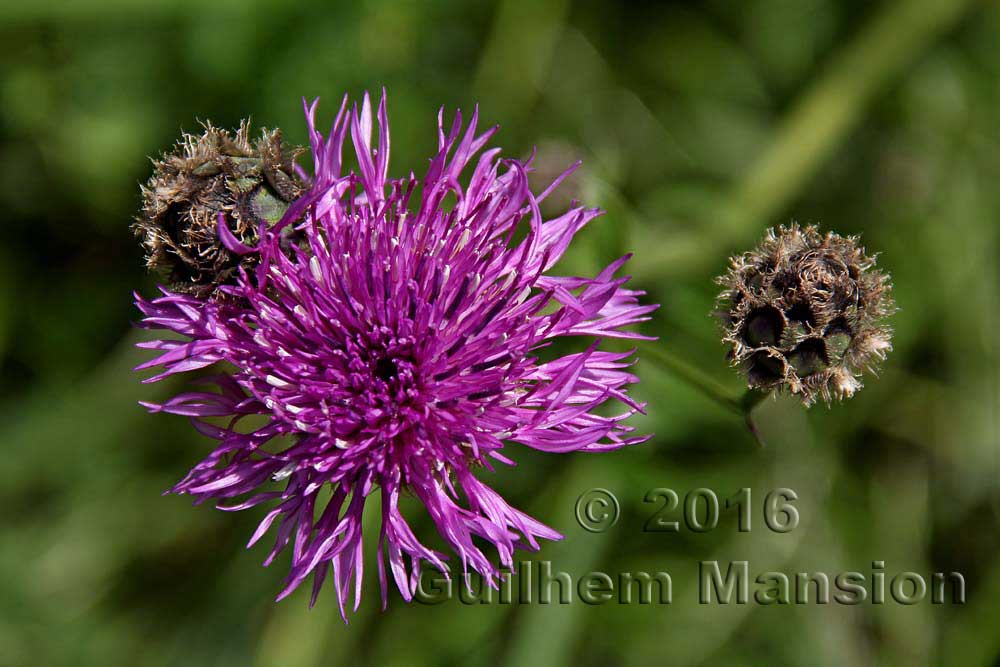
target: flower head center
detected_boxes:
[373,356,400,382]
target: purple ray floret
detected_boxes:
[134,91,657,618]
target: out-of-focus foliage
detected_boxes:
[0,0,998,665]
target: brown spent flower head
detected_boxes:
[132,120,306,297]
[715,224,895,406]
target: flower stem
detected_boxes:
[643,346,741,414]
[644,346,770,447]
[740,387,770,413]
[740,388,770,449]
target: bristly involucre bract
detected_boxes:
[715,224,894,406]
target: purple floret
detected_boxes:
[135,90,657,618]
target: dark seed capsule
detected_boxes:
[131,120,307,299]
[742,306,784,347]
[714,224,895,406]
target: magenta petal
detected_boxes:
[216,212,257,255]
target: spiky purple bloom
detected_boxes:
[135,92,656,617]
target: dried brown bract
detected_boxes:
[715,224,895,406]
[133,120,306,297]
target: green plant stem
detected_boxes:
[643,345,742,414]
[740,387,770,413]
[740,388,770,448]
[644,346,771,446]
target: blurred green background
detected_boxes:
[1,0,998,665]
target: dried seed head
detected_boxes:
[715,224,895,406]
[132,120,306,298]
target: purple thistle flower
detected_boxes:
[134,91,657,618]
